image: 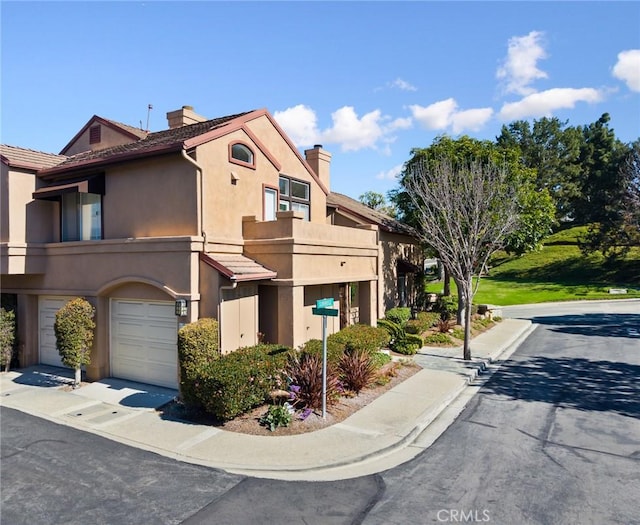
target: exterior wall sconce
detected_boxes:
[175,299,188,317]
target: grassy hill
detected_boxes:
[426,226,640,305]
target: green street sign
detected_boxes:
[312,307,339,317]
[315,298,334,309]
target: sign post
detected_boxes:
[312,298,338,418]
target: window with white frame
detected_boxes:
[264,187,278,221]
[278,175,310,221]
[230,143,254,166]
[61,193,102,241]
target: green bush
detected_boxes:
[0,308,16,372]
[423,333,454,345]
[196,344,290,421]
[298,338,345,366]
[178,318,220,409]
[370,351,392,369]
[259,404,292,431]
[328,324,390,354]
[377,319,423,355]
[406,311,440,334]
[384,307,412,325]
[54,298,95,387]
[435,295,458,320]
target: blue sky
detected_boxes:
[2,1,639,200]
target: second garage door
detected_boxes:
[110,299,178,389]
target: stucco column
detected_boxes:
[358,280,377,327]
[277,285,305,348]
[86,295,109,382]
[16,294,38,367]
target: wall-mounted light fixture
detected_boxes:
[175,299,188,317]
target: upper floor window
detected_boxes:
[61,193,102,241]
[279,175,310,221]
[230,142,254,167]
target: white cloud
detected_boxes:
[321,106,385,152]
[410,98,458,130]
[451,108,494,134]
[390,78,417,92]
[273,104,321,146]
[409,99,493,134]
[498,87,604,120]
[275,104,402,152]
[497,31,548,95]
[376,164,403,181]
[612,49,640,92]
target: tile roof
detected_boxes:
[103,118,149,140]
[0,145,68,170]
[327,191,417,237]
[200,253,277,282]
[44,110,255,175]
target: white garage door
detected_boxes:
[110,299,178,389]
[39,296,74,368]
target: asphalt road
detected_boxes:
[2,300,639,525]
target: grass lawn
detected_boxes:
[425,226,640,306]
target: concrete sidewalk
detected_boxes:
[0,318,533,481]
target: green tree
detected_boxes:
[497,117,583,222]
[582,140,640,257]
[0,308,16,372]
[54,298,95,387]
[574,113,629,225]
[359,190,397,217]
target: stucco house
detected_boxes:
[1,106,423,389]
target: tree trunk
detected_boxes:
[456,283,465,326]
[74,367,81,388]
[443,266,451,296]
[462,277,473,360]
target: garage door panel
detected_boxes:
[39,296,73,368]
[110,299,178,389]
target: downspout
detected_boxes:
[180,149,207,246]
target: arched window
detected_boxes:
[230,143,254,165]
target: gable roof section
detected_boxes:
[59,115,149,155]
[327,192,417,237]
[0,145,68,171]
[39,110,257,179]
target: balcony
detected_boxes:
[242,211,379,285]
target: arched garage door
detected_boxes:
[110,299,178,389]
[39,296,74,368]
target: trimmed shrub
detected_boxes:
[435,295,458,320]
[377,319,423,355]
[423,332,454,345]
[197,344,290,421]
[54,298,95,387]
[384,307,412,325]
[0,308,16,372]
[286,351,340,410]
[370,351,392,369]
[339,348,377,393]
[178,318,220,409]
[298,338,345,367]
[328,324,390,354]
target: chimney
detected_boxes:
[305,144,331,191]
[166,105,207,129]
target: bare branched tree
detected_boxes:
[405,157,520,360]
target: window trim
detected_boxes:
[279,174,310,220]
[262,184,279,221]
[229,141,256,169]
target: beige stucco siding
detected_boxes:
[64,123,141,156]
[104,156,198,239]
